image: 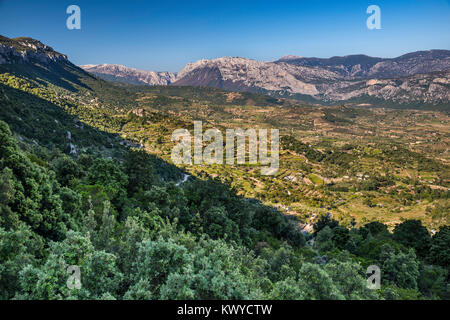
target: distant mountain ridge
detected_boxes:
[1,35,449,108]
[173,51,450,107]
[276,50,450,79]
[175,57,320,95]
[80,64,176,86]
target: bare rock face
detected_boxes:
[175,57,319,96]
[276,50,450,79]
[0,36,68,65]
[80,64,176,86]
[316,71,450,105]
[174,51,450,106]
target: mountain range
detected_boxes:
[81,52,450,108]
[80,64,176,86]
[173,52,450,107]
[1,35,449,108]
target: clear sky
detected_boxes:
[0,0,449,72]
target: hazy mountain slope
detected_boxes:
[80,64,176,85]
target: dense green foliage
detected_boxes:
[0,120,448,300]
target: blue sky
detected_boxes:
[0,0,449,72]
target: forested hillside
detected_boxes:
[1,119,449,299]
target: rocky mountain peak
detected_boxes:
[175,57,319,96]
[279,55,303,60]
[80,63,176,86]
[174,51,450,106]
[0,35,68,64]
